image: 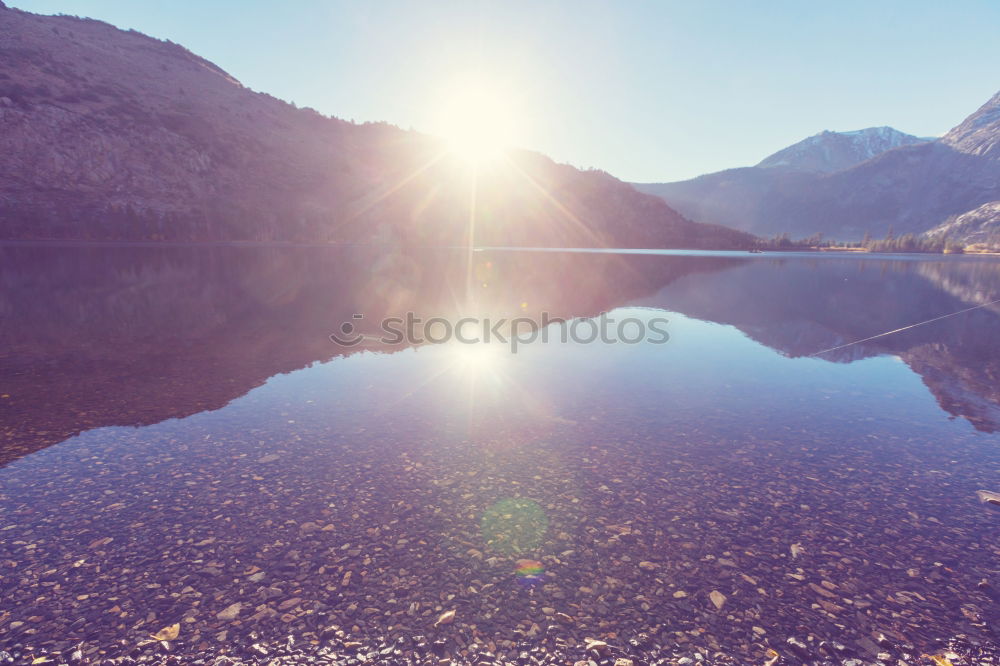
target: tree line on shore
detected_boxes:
[755,229,971,254]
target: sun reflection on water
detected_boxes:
[449,340,504,376]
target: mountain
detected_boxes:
[632,127,930,238]
[941,89,1000,157]
[924,201,1000,246]
[635,93,1000,242]
[633,166,816,239]
[756,126,929,173]
[0,4,752,249]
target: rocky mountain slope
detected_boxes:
[942,89,1000,158]
[925,201,1000,245]
[635,92,1000,242]
[0,3,752,249]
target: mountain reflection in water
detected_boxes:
[2,246,1000,661]
[4,247,1000,463]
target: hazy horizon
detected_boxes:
[9,0,1000,182]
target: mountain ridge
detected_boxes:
[756,126,929,173]
[0,4,753,249]
[634,95,1000,243]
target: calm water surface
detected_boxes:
[2,246,1000,662]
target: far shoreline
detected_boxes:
[2,238,1000,258]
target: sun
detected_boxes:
[450,341,503,375]
[437,84,518,164]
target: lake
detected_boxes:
[2,245,1000,665]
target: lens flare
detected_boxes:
[479,497,548,555]
[515,558,545,586]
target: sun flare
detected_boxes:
[450,341,503,375]
[437,84,518,164]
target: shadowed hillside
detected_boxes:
[0,4,752,249]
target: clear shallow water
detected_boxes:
[2,246,1000,661]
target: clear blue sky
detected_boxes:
[11,0,1000,182]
